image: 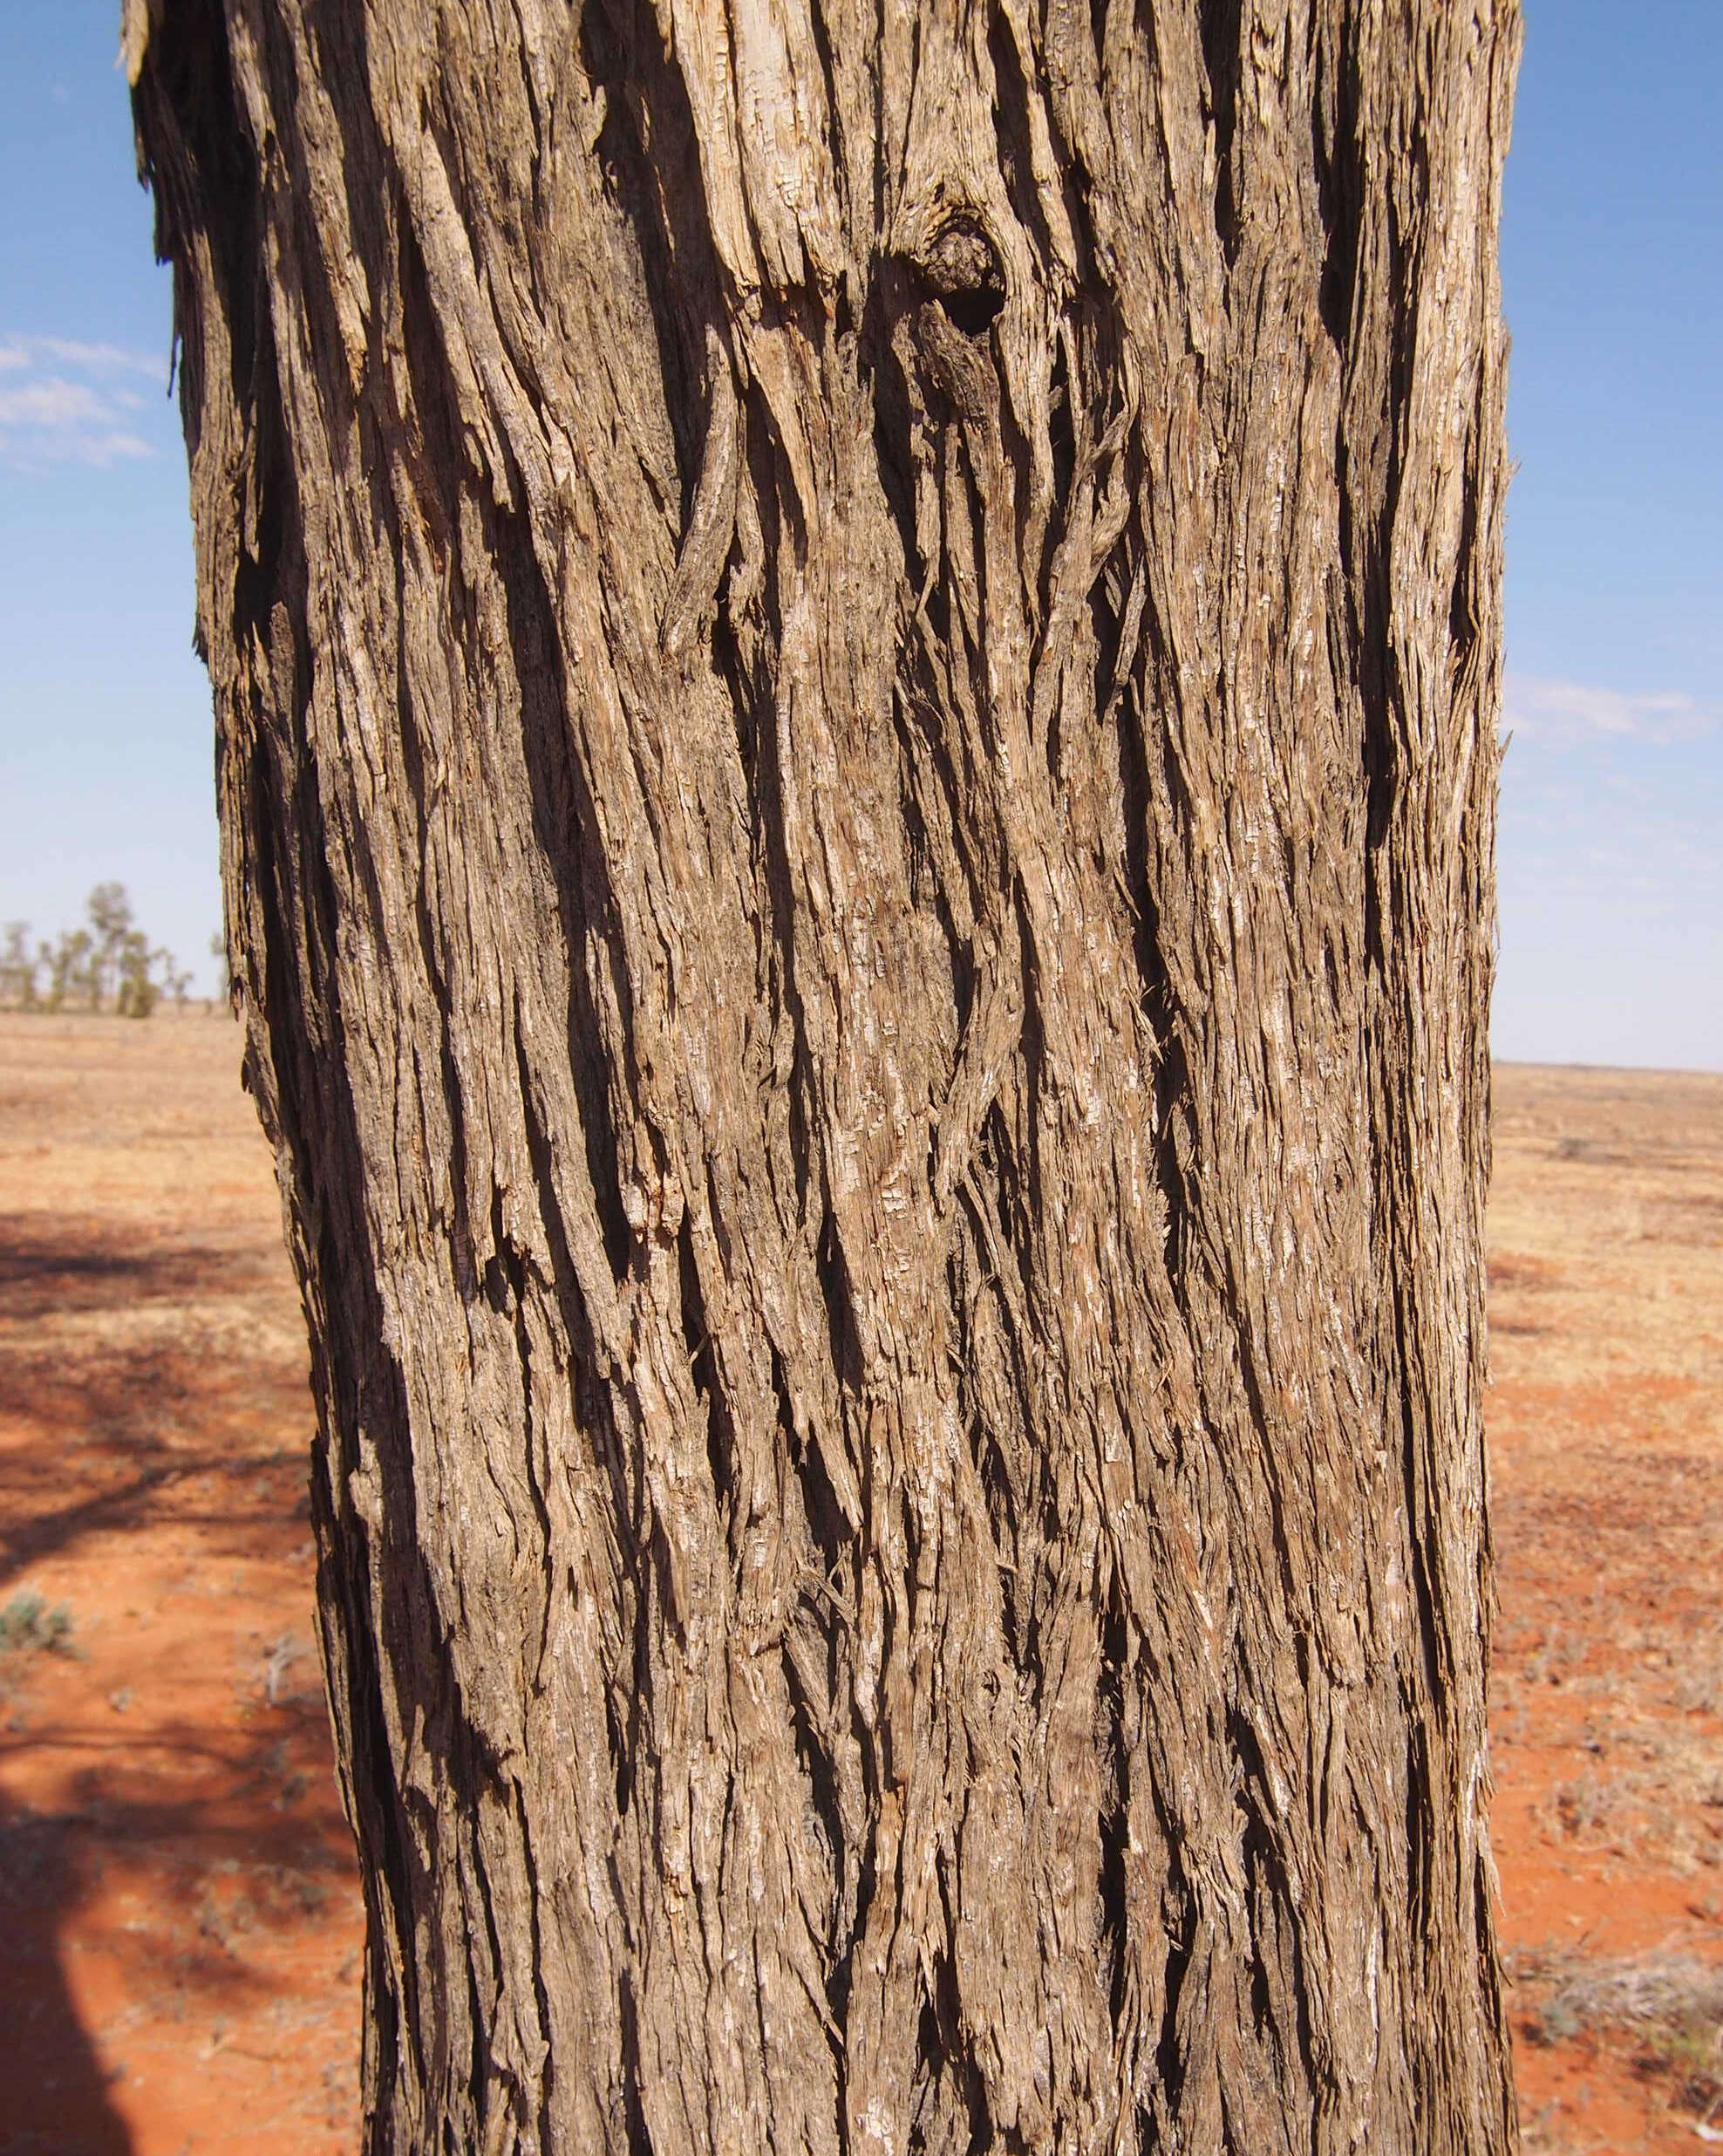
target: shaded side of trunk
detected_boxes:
[132,1,1519,2149]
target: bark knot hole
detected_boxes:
[912,215,1005,338]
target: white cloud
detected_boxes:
[0,379,111,429]
[1502,672,1718,747]
[31,336,164,379]
[0,332,164,467]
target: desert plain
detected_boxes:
[1,1016,1720,2153]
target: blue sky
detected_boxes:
[1,6,1718,1068]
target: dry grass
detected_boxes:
[1512,1944,1723,2131]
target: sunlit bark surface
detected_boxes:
[132,1,1520,2148]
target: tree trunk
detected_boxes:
[130,1,1520,2148]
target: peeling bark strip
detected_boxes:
[131,1,1520,2149]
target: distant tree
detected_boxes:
[0,923,38,1009]
[114,934,161,1019]
[86,882,137,1010]
[43,927,94,1013]
[208,929,228,1012]
[17,888,184,1018]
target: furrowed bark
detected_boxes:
[131,1,1520,2149]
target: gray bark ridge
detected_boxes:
[131,1,1521,2151]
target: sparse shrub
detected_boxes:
[1551,1768,1611,1839]
[0,1590,75,1657]
[1510,1946,1723,2126]
[1522,1992,1582,2048]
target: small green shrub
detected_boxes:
[0,1590,75,1657]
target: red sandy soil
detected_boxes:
[0,1018,358,2156]
[1,1018,1720,2153]
[1488,1068,1723,2151]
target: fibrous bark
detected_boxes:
[130,1,1520,2149]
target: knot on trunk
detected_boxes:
[909,213,1005,338]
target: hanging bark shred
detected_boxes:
[129,0,1521,2149]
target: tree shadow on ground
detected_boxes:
[0,1695,358,2155]
[0,1209,358,2146]
[0,1216,286,1324]
[0,1339,315,1600]
[0,1784,136,2155]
